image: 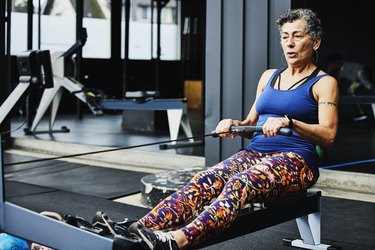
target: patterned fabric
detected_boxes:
[139,149,317,246]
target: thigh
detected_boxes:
[233,151,318,203]
[191,150,265,185]
[260,152,317,191]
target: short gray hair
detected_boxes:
[276,8,323,42]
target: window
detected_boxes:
[122,0,180,60]
[10,1,180,60]
[10,0,29,54]
[11,0,111,58]
[37,0,76,54]
[82,0,111,58]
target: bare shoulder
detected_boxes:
[258,69,278,89]
[261,69,278,80]
[315,71,338,90]
[313,71,339,99]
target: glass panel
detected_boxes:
[10,0,28,54]
[19,0,75,54]
[122,0,180,60]
[82,0,111,58]
[11,0,111,58]
[38,0,76,53]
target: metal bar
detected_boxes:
[340,96,375,117]
[27,0,33,49]
[99,99,185,110]
[0,135,4,229]
[340,96,375,104]
[296,212,321,245]
[0,83,30,125]
[4,202,113,250]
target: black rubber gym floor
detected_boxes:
[6,180,150,222]
[4,153,149,199]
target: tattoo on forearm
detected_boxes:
[319,101,337,107]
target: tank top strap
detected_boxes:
[305,73,328,98]
[305,73,328,86]
[269,68,287,88]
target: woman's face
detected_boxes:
[280,19,320,67]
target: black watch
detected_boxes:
[284,115,293,129]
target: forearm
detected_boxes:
[291,119,337,148]
[239,106,259,126]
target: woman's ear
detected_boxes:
[313,36,321,50]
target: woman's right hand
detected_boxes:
[215,119,240,138]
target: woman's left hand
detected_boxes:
[262,116,290,137]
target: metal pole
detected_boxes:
[123,0,131,95]
[1,0,11,146]
[155,0,161,92]
[151,0,154,58]
[38,0,41,49]
[27,0,33,50]
[76,0,84,118]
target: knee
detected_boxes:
[190,169,212,183]
[224,173,248,189]
[189,168,226,190]
[219,173,253,203]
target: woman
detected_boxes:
[129,8,339,250]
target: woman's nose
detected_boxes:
[286,38,295,47]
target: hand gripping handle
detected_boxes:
[211,126,292,137]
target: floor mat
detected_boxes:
[5,181,56,199]
[5,153,149,199]
[7,184,150,222]
[4,152,78,177]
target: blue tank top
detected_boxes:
[246,68,328,176]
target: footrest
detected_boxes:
[283,238,342,250]
[24,126,70,135]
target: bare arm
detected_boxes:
[293,75,339,148]
[215,69,276,137]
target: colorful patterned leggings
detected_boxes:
[139,150,318,246]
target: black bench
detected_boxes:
[193,189,340,249]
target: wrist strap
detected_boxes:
[284,115,293,129]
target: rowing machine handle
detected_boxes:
[211,126,292,137]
